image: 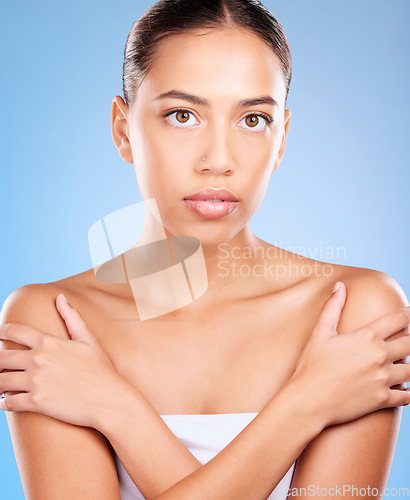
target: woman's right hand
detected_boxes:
[289,281,410,428]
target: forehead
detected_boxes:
[138,27,287,106]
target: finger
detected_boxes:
[0,350,31,372]
[383,387,410,408]
[0,323,46,349]
[0,392,33,412]
[388,363,410,387]
[386,334,410,363]
[313,282,346,337]
[359,307,410,341]
[55,294,98,345]
[0,371,31,395]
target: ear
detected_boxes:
[111,96,133,163]
[272,109,291,172]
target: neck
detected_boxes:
[122,201,274,318]
[166,225,261,291]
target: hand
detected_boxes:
[0,294,127,429]
[289,282,410,428]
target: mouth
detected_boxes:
[183,188,239,219]
[183,187,239,202]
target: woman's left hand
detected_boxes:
[0,294,127,430]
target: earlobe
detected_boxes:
[111,96,133,164]
[272,109,292,172]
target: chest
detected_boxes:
[89,295,314,414]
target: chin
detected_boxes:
[169,223,238,249]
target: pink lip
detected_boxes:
[183,188,239,220]
[184,188,238,202]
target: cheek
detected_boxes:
[130,123,174,198]
[142,116,198,159]
[240,139,275,183]
[235,125,278,165]
[239,143,275,212]
[135,118,191,162]
[245,172,272,215]
[133,127,203,202]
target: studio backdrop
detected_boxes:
[1,1,409,498]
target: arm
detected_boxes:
[94,273,410,499]
[1,286,322,500]
[287,270,409,499]
[2,278,409,500]
[102,374,322,500]
[1,286,122,500]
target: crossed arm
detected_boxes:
[1,270,408,499]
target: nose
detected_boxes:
[196,125,235,176]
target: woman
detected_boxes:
[1,0,410,498]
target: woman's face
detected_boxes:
[112,26,291,247]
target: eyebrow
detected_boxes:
[154,89,279,109]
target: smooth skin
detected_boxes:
[1,287,410,499]
[1,26,410,499]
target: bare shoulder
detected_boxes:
[0,268,98,339]
[334,265,409,334]
[275,244,409,335]
[278,243,409,323]
[0,279,122,499]
[288,264,408,491]
[1,284,67,339]
[272,243,408,315]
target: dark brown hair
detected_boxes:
[123,0,292,107]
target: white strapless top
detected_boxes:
[114,412,296,499]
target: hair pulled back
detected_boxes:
[123,0,292,107]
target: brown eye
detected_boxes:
[176,111,190,123]
[164,109,199,127]
[245,115,259,127]
[238,113,273,132]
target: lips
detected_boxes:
[183,188,239,219]
[183,188,238,202]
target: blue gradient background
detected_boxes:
[1,1,409,497]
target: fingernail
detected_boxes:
[59,294,69,304]
[332,282,342,294]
